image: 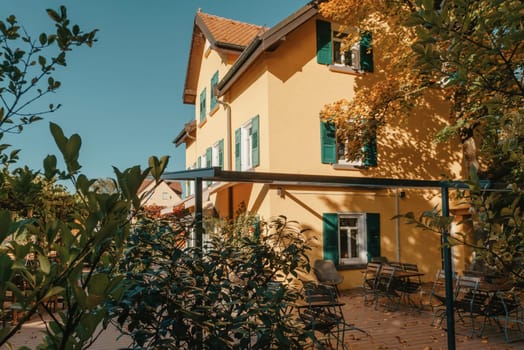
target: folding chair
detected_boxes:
[373,265,401,311]
[362,262,381,304]
[481,290,524,343]
[396,263,423,309]
[454,275,488,337]
[313,260,344,297]
[429,269,458,326]
[299,281,366,350]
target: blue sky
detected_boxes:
[1,0,306,181]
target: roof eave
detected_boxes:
[173,120,197,147]
[216,3,319,96]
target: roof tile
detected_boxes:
[197,12,267,48]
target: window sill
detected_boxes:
[209,105,219,117]
[332,164,368,171]
[328,65,362,75]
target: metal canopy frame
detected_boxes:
[163,166,486,350]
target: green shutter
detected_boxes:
[197,156,202,168]
[366,213,380,261]
[235,128,241,170]
[322,213,339,266]
[316,20,332,65]
[363,136,377,167]
[218,139,224,168]
[251,115,260,168]
[206,147,212,167]
[320,121,337,164]
[360,32,373,72]
[210,71,219,110]
[200,88,207,122]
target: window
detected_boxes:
[320,121,377,167]
[199,88,207,122]
[211,139,224,168]
[333,32,360,69]
[162,192,169,200]
[184,163,196,198]
[323,213,380,267]
[210,71,219,111]
[316,20,373,72]
[198,152,210,188]
[235,115,260,171]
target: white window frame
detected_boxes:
[332,29,360,71]
[240,120,254,171]
[338,213,367,265]
[336,140,364,167]
[336,119,364,167]
[186,165,195,197]
[212,142,221,167]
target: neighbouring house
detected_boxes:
[173,1,473,288]
[138,179,183,216]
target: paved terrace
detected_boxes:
[4,288,523,349]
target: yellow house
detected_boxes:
[173,3,470,288]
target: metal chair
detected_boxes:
[373,265,401,311]
[362,262,382,304]
[481,290,524,343]
[299,281,365,350]
[313,259,344,296]
[454,275,488,337]
[428,269,460,326]
[396,263,423,309]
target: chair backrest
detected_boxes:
[457,275,480,288]
[364,262,382,275]
[303,281,337,305]
[402,263,419,272]
[375,264,397,292]
[455,275,486,312]
[388,261,403,269]
[313,259,343,284]
[371,256,389,264]
[362,262,382,291]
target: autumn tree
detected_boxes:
[318,0,523,183]
[318,0,524,278]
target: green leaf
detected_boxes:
[46,9,61,22]
[38,254,51,274]
[0,209,12,242]
[49,122,67,155]
[0,254,14,283]
[43,154,58,179]
[43,286,65,300]
[65,133,81,161]
[39,33,47,45]
[149,155,169,181]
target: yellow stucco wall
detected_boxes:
[185,14,467,289]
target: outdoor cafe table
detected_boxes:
[360,265,425,310]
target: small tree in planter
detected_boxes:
[113,212,314,349]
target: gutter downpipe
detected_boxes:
[217,97,234,218]
[441,185,456,350]
[395,188,401,262]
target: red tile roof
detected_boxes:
[197,12,267,48]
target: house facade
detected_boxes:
[138,179,183,214]
[174,2,471,288]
